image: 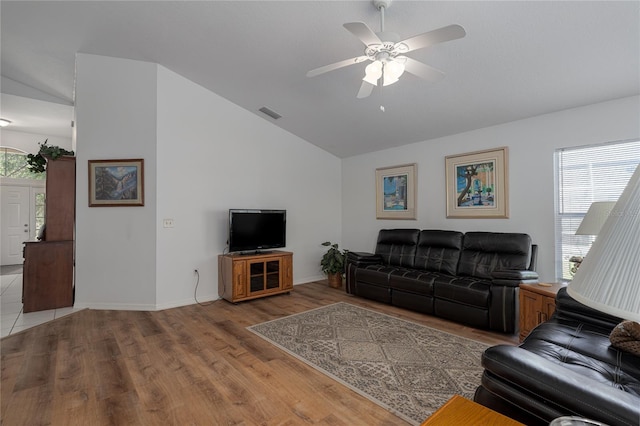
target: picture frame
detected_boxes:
[445,147,508,218]
[375,163,417,220]
[88,159,144,207]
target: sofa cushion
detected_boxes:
[388,268,438,295]
[433,276,491,308]
[414,230,463,275]
[355,265,398,287]
[479,344,640,426]
[375,229,420,268]
[521,320,640,396]
[458,232,531,279]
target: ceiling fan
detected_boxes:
[307,0,466,99]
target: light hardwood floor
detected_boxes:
[1,281,517,425]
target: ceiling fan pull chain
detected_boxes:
[380,77,386,112]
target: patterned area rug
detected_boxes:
[247,302,489,425]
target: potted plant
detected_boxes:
[26,140,74,174]
[320,241,348,289]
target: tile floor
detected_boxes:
[1,272,81,338]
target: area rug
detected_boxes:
[247,302,489,425]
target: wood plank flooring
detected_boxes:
[1,281,517,425]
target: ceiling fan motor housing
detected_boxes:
[365,39,408,63]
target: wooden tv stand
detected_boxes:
[218,250,293,303]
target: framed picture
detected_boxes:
[88,159,144,207]
[375,163,417,220]
[445,147,508,218]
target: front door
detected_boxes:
[1,185,30,265]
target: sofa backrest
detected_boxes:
[458,232,532,279]
[375,229,420,268]
[414,230,464,275]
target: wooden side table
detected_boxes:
[420,395,524,425]
[519,282,567,342]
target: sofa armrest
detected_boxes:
[553,287,621,330]
[346,251,382,267]
[491,269,539,287]
[481,345,640,426]
[345,252,383,295]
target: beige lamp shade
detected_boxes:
[567,163,640,322]
[575,201,617,235]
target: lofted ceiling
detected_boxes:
[1,1,638,158]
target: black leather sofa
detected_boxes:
[475,287,640,426]
[345,229,539,333]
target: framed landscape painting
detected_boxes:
[445,147,508,218]
[88,159,144,207]
[375,163,417,220]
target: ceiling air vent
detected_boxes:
[259,106,282,120]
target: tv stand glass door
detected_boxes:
[249,260,281,293]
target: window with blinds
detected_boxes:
[554,139,640,280]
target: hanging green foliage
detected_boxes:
[26,140,74,173]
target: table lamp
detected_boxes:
[567,163,640,322]
[575,201,618,236]
[569,201,618,273]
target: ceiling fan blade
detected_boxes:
[344,22,382,46]
[399,24,466,53]
[306,56,369,78]
[357,80,375,99]
[403,57,445,82]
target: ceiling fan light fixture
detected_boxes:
[382,60,404,86]
[382,75,399,86]
[363,60,383,84]
[306,0,465,99]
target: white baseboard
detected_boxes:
[74,279,325,312]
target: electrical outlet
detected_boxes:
[163,219,175,228]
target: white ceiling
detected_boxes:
[1,1,638,158]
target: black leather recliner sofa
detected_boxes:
[345,229,539,333]
[474,287,640,426]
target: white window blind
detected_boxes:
[555,140,640,280]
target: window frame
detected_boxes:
[554,139,640,281]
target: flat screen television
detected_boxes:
[228,209,286,253]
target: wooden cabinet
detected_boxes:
[22,156,75,313]
[23,241,73,312]
[519,282,566,342]
[43,156,76,241]
[218,251,293,302]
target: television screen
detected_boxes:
[228,209,286,253]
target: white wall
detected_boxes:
[74,54,342,310]
[74,54,158,309]
[155,67,342,308]
[342,96,640,282]
[0,129,72,153]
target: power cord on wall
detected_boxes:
[194,269,213,306]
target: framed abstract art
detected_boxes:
[445,147,508,218]
[375,163,417,220]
